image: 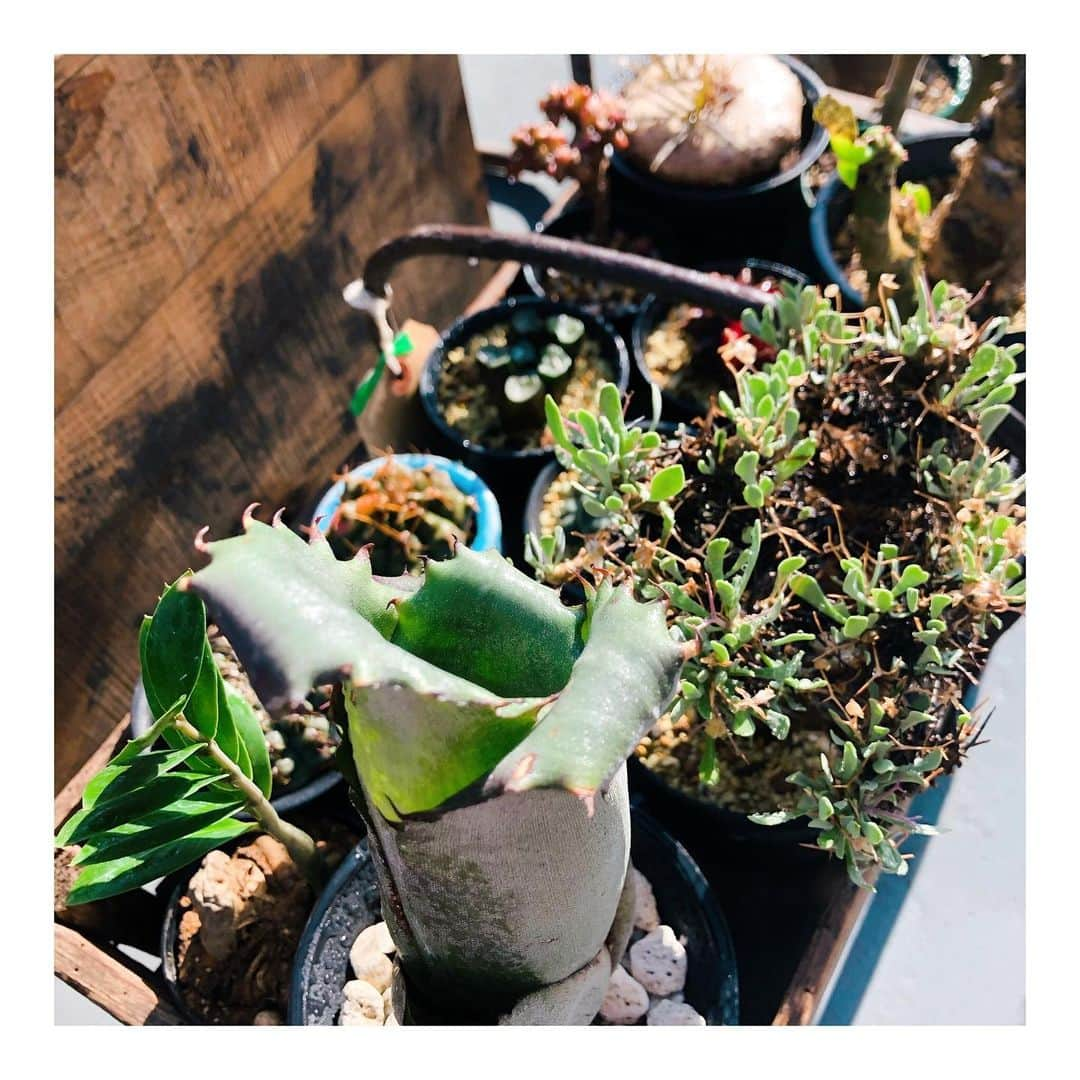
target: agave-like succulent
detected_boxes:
[58,508,684,1024]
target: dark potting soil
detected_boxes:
[175,821,358,1025]
[641,266,787,410]
[537,226,660,310]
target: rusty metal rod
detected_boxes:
[360,224,775,312]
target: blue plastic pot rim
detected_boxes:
[311,453,503,555]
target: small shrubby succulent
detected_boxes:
[508,83,630,242]
[326,457,475,576]
[528,278,1025,886]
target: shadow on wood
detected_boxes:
[54,55,491,789]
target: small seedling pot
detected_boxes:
[608,55,829,258]
[419,296,630,486]
[310,453,503,556]
[808,130,971,308]
[522,202,679,323]
[631,258,811,422]
[287,806,739,1025]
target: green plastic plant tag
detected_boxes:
[349,331,413,417]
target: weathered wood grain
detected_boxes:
[55,55,489,787]
[55,923,183,1025]
[54,56,391,412]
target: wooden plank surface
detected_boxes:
[771,876,871,1025]
[55,923,183,1025]
[55,54,490,789]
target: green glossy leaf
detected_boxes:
[141,579,217,740]
[223,684,273,799]
[81,738,202,811]
[71,787,247,867]
[58,768,228,847]
[65,818,256,906]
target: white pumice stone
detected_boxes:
[350,947,393,993]
[353,921,396,956]
[632,868,660,931]
[647,998,706,1026]
[599,965,650,1024]
[629,925,687,996]
[252,1009,282,1025]
[339,980,385,1026]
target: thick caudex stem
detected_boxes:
[814,96,924,315]
[924,56,1026,323]
[876,54,923,133]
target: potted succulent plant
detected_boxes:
[631,259,810,421]
[607,54,829,254]
[56,511,746,1024]
[509,82,669,318]
[311,452,502,572]
[526,278,1025,879]
[53,224,777,1026]
[809,55,1025,330]
[419,296,630,470]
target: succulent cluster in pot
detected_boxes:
[508,82,629,242]
[438,306,612,451]
[527,278,1025,886]
[326,457,476,575]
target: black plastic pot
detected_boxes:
[130,678,342,816]
[628,757,817,858]
[522,203,681,322]
[631,258,811,422]
[288,806,739,1025]
[809,130,971,308]
[419,295,630,480]
[608,55,829,261]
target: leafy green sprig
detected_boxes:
[56,578,322,904]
